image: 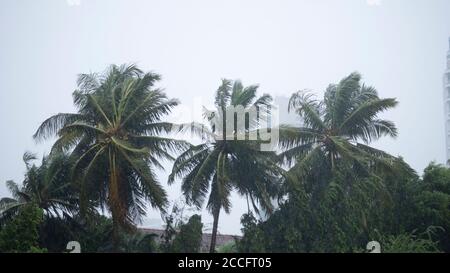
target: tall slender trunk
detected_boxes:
[109,149,121,252]
[246,194,250,214]
[209,207,221,253]
[112,218,120,252]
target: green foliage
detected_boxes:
[414,163,450,251]
[238,160,450,253]
[39,216,77,252]
[115,232,158,253]
[372,228,442,253]
[364,158,419,235]
[0,152,78,225]
[40,213,158,253]
[370,161,450,252]
[238,195,370,253]
[158,201,204,253]
[423,162,450,194]
[0,205,47,253]
[171,214,203,253]
[236,213,266,252]
[76,214,114,252]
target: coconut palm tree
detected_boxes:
[33,64,190,242]
[278,72,399,197]
[169,79,283,252]
[0,152,78,225]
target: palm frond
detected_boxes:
[288,91,326,131]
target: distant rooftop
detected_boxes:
[140,228,241,252]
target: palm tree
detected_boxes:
[169,79,283,252]
[278,72,398,199]
[33,64,190,242]
[0,152,78,225]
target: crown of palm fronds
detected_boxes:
[33,64,190,230]
[278,72,399,197]
[169,79,284,217]
[0,152,79,225]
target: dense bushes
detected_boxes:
[170,215,203,253]
[238,162,450,253]
[0,205,46,253]
[161,208,204,253]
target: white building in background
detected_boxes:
[444,38,450,165]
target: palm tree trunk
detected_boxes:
[112,218,120,252]
[209,207,221,253]
[109,150,121,252]
[246,194,250,214]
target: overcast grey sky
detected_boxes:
[1,0,450,235]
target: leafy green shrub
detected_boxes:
[236,213,266,252]
[0,204,47,253]
[372,228,442,253]
[170,214,203,253]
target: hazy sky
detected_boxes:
[1,0,450,235]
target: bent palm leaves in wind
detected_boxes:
[169,79,283,253]
[278,72,398,199]
[33,64,190,238]
[0,152,78,225]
